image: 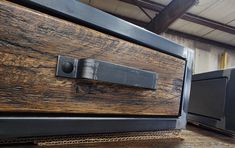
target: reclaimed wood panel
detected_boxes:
[0,1,185,116]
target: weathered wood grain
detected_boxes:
[0,1,185,115]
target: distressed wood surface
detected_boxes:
[0,1,185,115]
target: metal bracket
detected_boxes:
[56,55,158,89]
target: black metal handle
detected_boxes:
[56,56,158,89]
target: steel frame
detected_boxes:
[0,0,194,139]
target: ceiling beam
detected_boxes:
[108,12,235,50]
[119,0,235,35]
[181,14,235,34]
[146,0,197,34]
[166,30,235,50]
[120,0,163,12]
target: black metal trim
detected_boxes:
[175,48,193,129]
[0,117,177,138]
[0,0,194,139]
[188,114,235,137]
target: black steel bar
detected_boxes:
[120,0,163,12]
[137,6,152,20]
[56,56,158,90]
[182,14,235,35]
[166,30,235,50]
[0,117,177,138]
[147,0,197,34]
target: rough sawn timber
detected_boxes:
[0,1,185,116]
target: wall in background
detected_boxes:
[162,33,235,74]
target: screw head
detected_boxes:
[62,61,74,73]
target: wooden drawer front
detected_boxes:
[0,1,185,116]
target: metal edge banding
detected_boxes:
[15,0,187,59]
[176,48,194,129]
[225,69,235,132]
[0,117,176,138]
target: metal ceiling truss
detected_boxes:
[109,12,235,50]
[120,0,235,35]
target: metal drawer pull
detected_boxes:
[56,55,158,89]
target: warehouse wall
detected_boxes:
[162,33,235,74]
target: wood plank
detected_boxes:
[0,1,185,116]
